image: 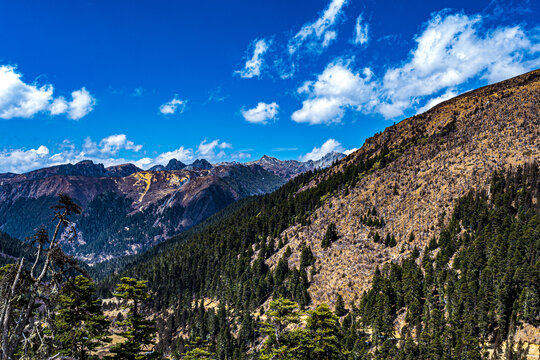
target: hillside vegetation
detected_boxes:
[95,70,540,357]
[269,69,540,306]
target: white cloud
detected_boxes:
[153,146,194,165]
[0,146,51,173]
[353,14,369,45]
[0,135,245,173]
[292,61,376,125]
[219,142,233,149]
[322,31,337,47]
[301,139,344,162]
[198,139,219,156]
[343,148,358,155]
[82,137,98,153]
[241,102,279,124]
[0,65,95,120]
[197,139,232,159]
[236,39,270,78]
[159,95,186,115]
[67,88,95,120]
[416,89,459,114]
[292,97,344,125]
[378,12,539,117]
[0,66,53,119]
[98,134,142,155]
[80,134,142,156]
[49,97,68,115]
[293,11,540,122]
[288,0,348,54]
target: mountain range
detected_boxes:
[247,152,346,180]
[0,153,344,263]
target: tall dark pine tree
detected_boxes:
[53,275,110,360]
[110,277,160,360]
[306,304,345,360]
[321,223,338,249]
[334,294,347,317]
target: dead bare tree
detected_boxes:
[0,194,84,360]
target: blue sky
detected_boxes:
[0,0,538,172]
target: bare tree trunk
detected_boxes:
[1,200,79,360]
[1,259,24,360]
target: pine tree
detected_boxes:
[110,277,160,360]
[335,294,348,317]
[260,298,306,360]
[300,243,315,268]
[0,194,83,360]
[181,337,215,359]
[53,275,110,360]
[322,223,338,249]
[306,304,346,359]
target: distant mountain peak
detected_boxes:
[105,163,142,177]
[189,159,213,170]
[148,165,166,171]
[247,151,345,180]
[165,159,186,171]
[76,160,96,166]
[256,155,283,165]
[312,151,345,169]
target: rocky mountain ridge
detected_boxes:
[0,153,343,263]
[247,151,345,180]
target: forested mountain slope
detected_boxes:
[99,70,540,357]
[0,232,30,267]
[356,163,539,359]
[269,69,539,306]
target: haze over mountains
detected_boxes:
[0,152,345,263]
